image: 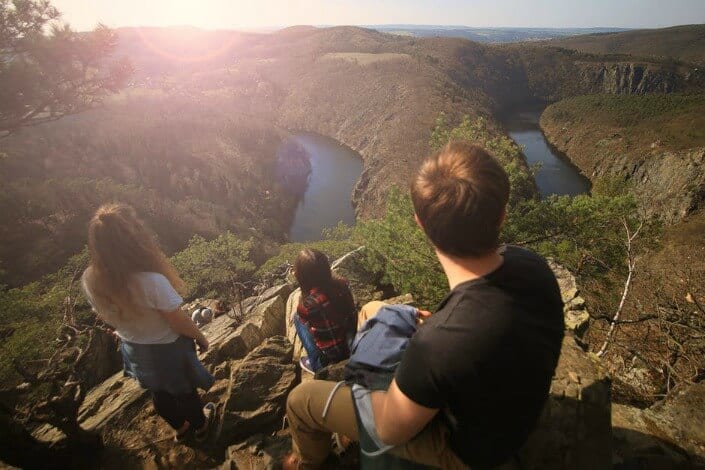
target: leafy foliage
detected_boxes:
[542,94,705,151]
[171,232,256,300]
[0,0,132,134]
[0,249,90,385]
[354,188,446,309]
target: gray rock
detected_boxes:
[220,336,297,444]
[519,335,612,470]
[243,284,296,314]
[548,259,591,336]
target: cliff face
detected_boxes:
[541,123,705,222]
[574,62,698,95]
[540,95,705,222]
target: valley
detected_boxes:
[1,17,705,468]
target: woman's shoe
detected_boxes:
[299,356,315,375]
[195,402,216,443]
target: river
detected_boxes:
[288,107,589,242]
[503,105,591,197]
[287,133,363,242]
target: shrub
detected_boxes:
[171,232,256,300]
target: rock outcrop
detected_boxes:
[613,382,705,468]
[220,336,297,443]
[23,250,705,469]
[540,99,705,223]
[575,62,694,95]
[548,259,590,336]
[520,334,612,469]
[544,122,705,223]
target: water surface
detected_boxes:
[504,106,591,197]
[288,133,363,242]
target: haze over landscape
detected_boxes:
[52,0,705,30]
[1,0,705,468]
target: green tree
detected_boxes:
[355,188,446,309]
[171,232,256,300]
[0,0,132,135]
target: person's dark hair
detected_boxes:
[411,141,510,257]
[294,248,349,308]
[294,248,335,294]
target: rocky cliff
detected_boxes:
[21,248,704,469]
[574,62,701,95]
[540,95,705,223]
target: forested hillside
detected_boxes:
[540,93,705,406]
[547,24,705,66]
[0,92,309,287]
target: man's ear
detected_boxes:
[499,207,507,227]
[414,213,424,229]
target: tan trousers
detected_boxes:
[286,301,468,469]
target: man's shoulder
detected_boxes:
[503,245,550,268]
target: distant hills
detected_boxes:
[547,24,705,66]
[369,25,631,43]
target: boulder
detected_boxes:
[203,292,288,365]
[246,295,287,340]
[285,288,305,361]
[519,334,612,469]
[75,328,122,390]
[612,405,693,468]
[222,434,293,470]
[220,336,297,444]
[612,382,705,467]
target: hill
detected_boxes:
[2,25,704,286]
[547,24,705,66]
[0,92,309,286]
[541,94,705,222]
[540,93,705,407]
[372,25,630,43]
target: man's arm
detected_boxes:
[370,378,439,446]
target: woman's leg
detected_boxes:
[178,391,206,430]
[293,314,326,370]
[152,391,186,430]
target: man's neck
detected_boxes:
[436,247,504,290]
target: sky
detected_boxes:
[51,0,705,31]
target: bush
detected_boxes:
[171,232,256,300]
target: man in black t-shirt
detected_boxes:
[284,142,564,469]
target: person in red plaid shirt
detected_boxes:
[294,248,356,374]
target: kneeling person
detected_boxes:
[285,142,565,469]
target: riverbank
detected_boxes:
[540,94,705,222]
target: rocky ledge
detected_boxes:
[28,248,705,469]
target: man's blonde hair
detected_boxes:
[411,141,509,257]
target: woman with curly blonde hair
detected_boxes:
[82,203,215,443]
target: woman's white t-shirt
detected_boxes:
[82,271,182,344]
